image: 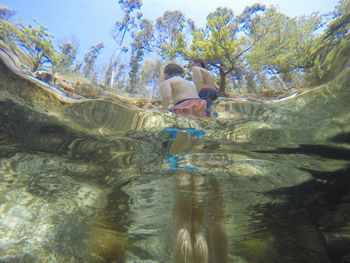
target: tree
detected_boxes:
[305,0,350,85]
[247,7,323,88]
[58,41,77,69]
[16,21,55,72]
[51,41,78,74]
[104,56,116,87]
[83,42,104,81]
[1,11,55,72]
[155,10,187,59]
[140,58,165,99]
[187,5,265,95]
[0,10,19,44]
[109,0,142,88]
[0,6,15,21]
[127,18,154,93]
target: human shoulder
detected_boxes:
[167,75,188,84]
[193,66,213,78]
[192,66,203,74]
[160,77,170,87]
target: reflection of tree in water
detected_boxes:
[168,130,228,263]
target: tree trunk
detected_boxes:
[32,53,43,72]
[219,68,226,96]
[110,55,119,88]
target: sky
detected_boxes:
[1,0,340,66]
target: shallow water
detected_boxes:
[0,44,350,263]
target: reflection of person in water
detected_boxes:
[173,169,208,263]
[160,63,207,118]
[166,129,228,263]
[207,177,228,263]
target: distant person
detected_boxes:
[189,58,220,117]
[160,63,207,118]
[189,58,220,101]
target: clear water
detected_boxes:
[0,37,350,263]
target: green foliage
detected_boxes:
[104,61,128,91]
[188,5,265,94]
[0,6,15,21]
[128,18,154,92]
[118,0,142,12]
[104,57,116,87]
[155,10,186,59]
[83,42,104,81]
[109,0,143,89]
[0,17,55,72]
[2,2,348,98]
[191,7,241,65]
[141,59,165,98]
[51,41,78,74]
[306,0,350,85]
[58,42,77,69]
[18,23,55,71]
[247,7,322,75]
[0,19,19,42]
[158,5,266,95]
[113,1,141,46]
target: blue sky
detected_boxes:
[1,0,339,66]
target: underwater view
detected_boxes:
[1,0,350,262]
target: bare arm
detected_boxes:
[214,81,219,90]
[160,80,172,112]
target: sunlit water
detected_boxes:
[0,42,350,262]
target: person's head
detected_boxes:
[164,63,185,79]
[189,58,206,68]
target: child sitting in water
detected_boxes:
[160,63,207,118]
[189,58,219,101]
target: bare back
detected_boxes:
[192,66,217,93]
[160,76,199,110]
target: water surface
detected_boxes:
[0,42,350,263]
